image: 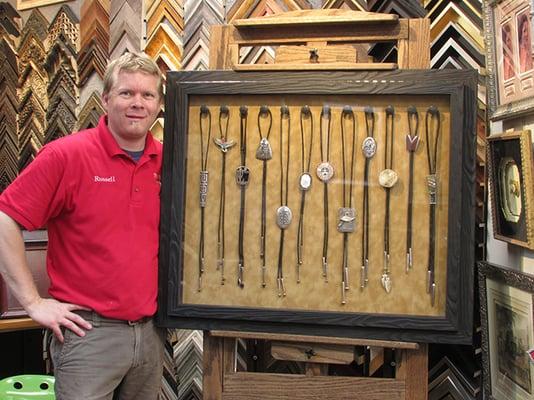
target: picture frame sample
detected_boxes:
[157,69,477,344]
[484,0,534,120]
[487,130,534,249]
[16,0,71,10]
[479,261,534,400]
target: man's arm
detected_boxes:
[0,211,92,342]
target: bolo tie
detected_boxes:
[425,105,441,306]
[236,106,249,288]
[276,105,291,296]
[405,106,420,273]
[256,106,273,288]
[361,106,376,289]
[338,106,356,304]
[296,105,314,283]
[379,106,397,294]
[213,106,235,285]
[317,105,333,282]
[198,105,211,292]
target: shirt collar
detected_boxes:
[97,115,158,158]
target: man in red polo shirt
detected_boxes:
[0,52,164,399]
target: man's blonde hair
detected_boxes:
[103,52,163,100]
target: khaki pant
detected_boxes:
[50,311,164,400]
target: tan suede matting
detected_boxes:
[180,94,451,317]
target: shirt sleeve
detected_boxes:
[0,145,68,230]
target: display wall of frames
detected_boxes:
[487,130,534,249]
[157,70,477,344]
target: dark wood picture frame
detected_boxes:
[478,261,534,400]
[157,69,477,344]
[487,130,534,249]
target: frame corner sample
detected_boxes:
[157,69,478,344]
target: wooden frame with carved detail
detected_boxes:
[479,261,534,400]
[487,130,534,249]
[484,0,534,120]
[157,69,477,344]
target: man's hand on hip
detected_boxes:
[26,297,93,342]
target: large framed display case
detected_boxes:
[157,69,477,344]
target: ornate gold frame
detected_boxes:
[487,130,534,248]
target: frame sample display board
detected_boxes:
[157,70,477,344]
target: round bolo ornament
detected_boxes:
[378,168,398,188]
[316,162,334,182]
[276,206,292,229]
[362,136,376,159]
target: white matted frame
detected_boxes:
[485,0,534,120]
[479,261,534,400]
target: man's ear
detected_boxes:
[101,92,109,109]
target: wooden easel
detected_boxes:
[204,331,427,400]
[209,9,430,71]
[205,9,431,400]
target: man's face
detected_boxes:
[102,70,161,149]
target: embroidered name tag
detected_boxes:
[94,175,116,183]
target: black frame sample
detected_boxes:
[157,70,477,344]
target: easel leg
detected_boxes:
[203,331,223,400]
[396,343,428,400]
[203,331,236,400]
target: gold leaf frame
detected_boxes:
[487,130,534,248]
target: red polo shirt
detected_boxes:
[0,116,162,320]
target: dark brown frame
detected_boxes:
[478,261,534,399]
[157,70,477,344]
